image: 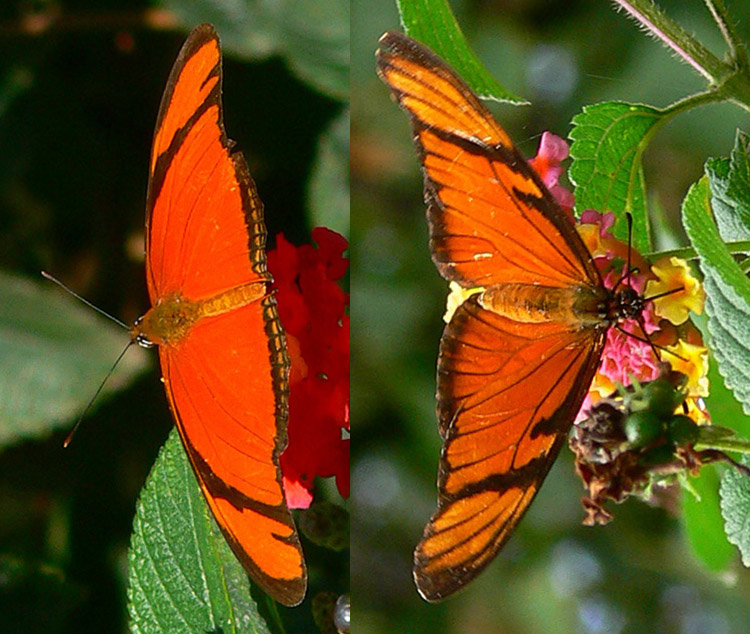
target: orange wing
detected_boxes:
[377,31,609,601]
[144,24,305,606]
[415,296,605,600]
[377,31,599,291]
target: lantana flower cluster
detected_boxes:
[530,132,707,423]
[532,132,715,522]
[267,227,350,509]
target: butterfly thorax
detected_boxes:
[131,281,267,347]
[478,283,610,327]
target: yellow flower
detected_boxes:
[444,281,483,323]
[645,256,705,325]
[666,339,709,398]
[683,396,710,426]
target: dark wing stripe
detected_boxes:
[163,355,288,523]
[438,339,590,481]
[146,27,269,299]
[414,295,607,599]
[421,124,594,285]
[378,31,602,289]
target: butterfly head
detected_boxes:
[130,317,156,349]
[612,286,644,321]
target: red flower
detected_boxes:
[267,227,350,509]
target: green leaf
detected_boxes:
[0,271,147,448]
[681,465,734,572]
[719,454,750,567]
[705,131,750,242]
[684,176,750,413]
[569,102,665,253]
[128,429,272,634]
[159,0,349,99]
[396,0,526,104]
[308,108,350,236]
[706,358,750,438]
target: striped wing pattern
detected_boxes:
[378,31,608,601]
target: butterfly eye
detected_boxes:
[134,333,154,348]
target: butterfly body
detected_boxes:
[132,282,267,346]
[377,31,650,601]
[478,283,608,326]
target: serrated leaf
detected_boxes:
[127,429,272,634]
[159,0,349,99]
[0,271,147,449]
[720,454,750,567]
[681,465,734,572]
[684,176,750,413]
[569,101,665,253]
[396,0,527,104]
[705,131,750,242]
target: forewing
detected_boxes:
[160,295,306,606]
[145,24,268,302]
[413,296,606,601]
[377,31,599,290]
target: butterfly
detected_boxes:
[130,24,306,606]
[377,31,649,601]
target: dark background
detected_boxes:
[352,1,750,633]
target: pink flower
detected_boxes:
[573,214,706,420]
[528,131,575,212]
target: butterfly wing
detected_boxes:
[376,31,600,291]
[415,295,605,600]
[377,31,608,600]
[145,24,306,606]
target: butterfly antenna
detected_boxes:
[625,212,634,288]
[614,322,687,362]
[611,214,638,292]
[643,286,684,303]
[41,271,129,330]
[63,340,135,447]
[41,271,135,447]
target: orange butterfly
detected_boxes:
[377,31,647,601]
[131,24,306,606]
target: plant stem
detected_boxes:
[662,90,726,117]
[612,0,726,81]
[704,0,750,72]
[695,441,750,455]
[612,0,750,112]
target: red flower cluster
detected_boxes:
[267,227,350,509]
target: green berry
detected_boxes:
[666,414,699,447]
[624,410,664,449]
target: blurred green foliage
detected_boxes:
[0,1,347,632]
[353,0,750,633]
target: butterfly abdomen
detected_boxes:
[478,283,607,327]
